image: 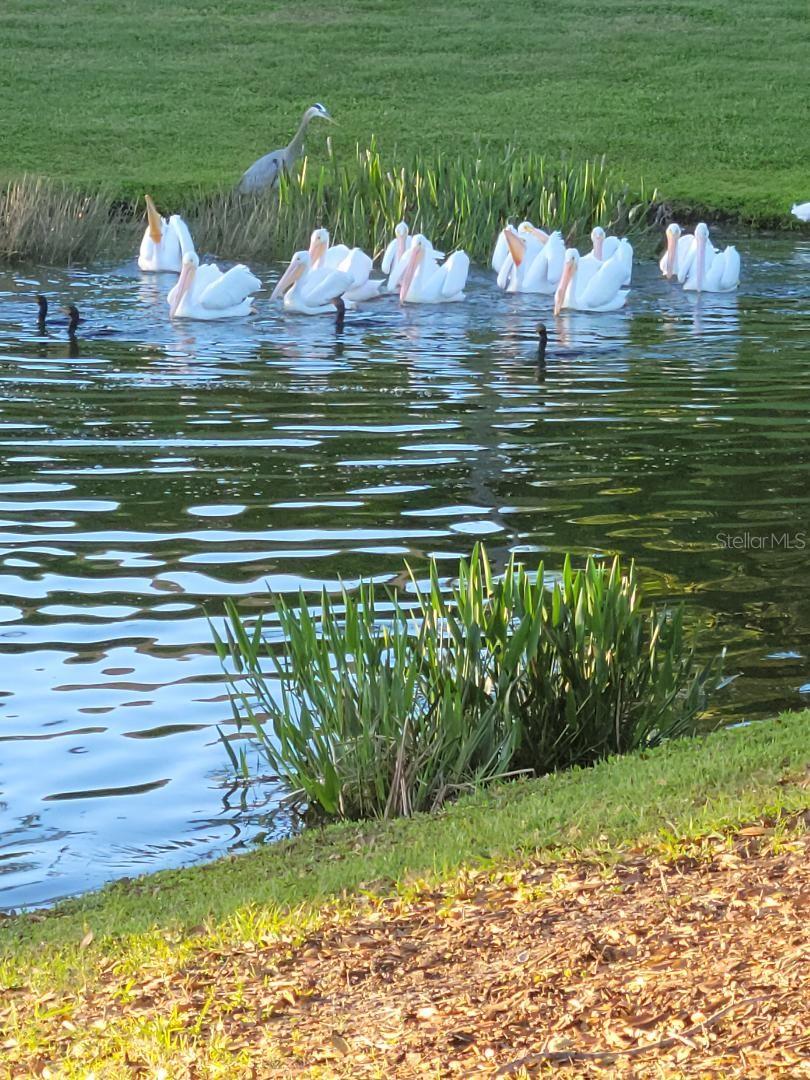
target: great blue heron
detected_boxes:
[237,103,334,195]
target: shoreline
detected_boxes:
[1,712,808,1073]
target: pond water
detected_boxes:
[0,235,808,909]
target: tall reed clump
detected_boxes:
[0,177,135,264]
[193,140,657,264]
[214,547,720,822]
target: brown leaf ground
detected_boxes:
[5,818,810,1077]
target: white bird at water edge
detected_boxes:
[677,223,740,292]
[138,195,186,273]
[395,235,469,304]
[167,218,261,320]
[792,202,810,222]
[381,222,445,290]
[270,250,357,315]
[553,247,629,314]
[237,103,334,195]
[307,229,384,302]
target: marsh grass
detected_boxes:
[0,177,134,264]
[215,547,720,822]
[0,144,657,265]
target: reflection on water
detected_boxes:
[1,236,809,908]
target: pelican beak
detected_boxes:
[553,257,576,317]
[399,244,423,303]
[308,231,328,264]
[396,232,407,263]
[665,229,678,279]
[169,260,195,318]
[505,230,526,267]
[695,229,706,292]
[525,225,549,245]
[145,195,162,245]
[592,231,604,261]
[270,259,305,301]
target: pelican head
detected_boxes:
[518,221,549,245]
[270,251,311,301]
[591,226,606,260]
[308,228,330,267]
[554,248,580,316]
[398,235,429,302]
[695,222,710,240]
[663,223,682,279]
[169,252,199,318]
[394,221,409,261]
[144,194,163,245]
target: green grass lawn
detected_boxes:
[1,0,807,222]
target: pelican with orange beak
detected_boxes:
[138,195,185,273]
[491,221,549,275]
[496,227,565,294]
[381,222,445,289]
[677,223,740,292]
[659,223,694,280]
[553,247,629,315]
[583,227,633,284]
[396,235,469,304]
[270,250,356,314]
[167,231,261,322]
[307,229,384,302]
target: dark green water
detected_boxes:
[0,234,808,907]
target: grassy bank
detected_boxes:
[1,0,807,225]
[1,712,808,1072]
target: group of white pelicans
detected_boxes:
[138,194,741,323]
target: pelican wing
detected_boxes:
[581,254,628,308]
[441,251,470,297]
[199,265,261,309]
[496,255,514,291]
[337,247,373,286]
[323,243,352,269]
[719,246,741,289]
[302,269,355,306]
[492,230,510,272]
[381,238,399,275]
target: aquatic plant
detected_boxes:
[0,144,657,265]
[0,177,132,264]
[214,547,720,821]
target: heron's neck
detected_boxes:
[286,111,313,162]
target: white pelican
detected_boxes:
[496,227,565,294]
[307,229,383,302]
[553,248,629,315]
[659,223,696,280]
[677,223,740,292]
[138,196,185,273]
[270,250,356,314]
[491,221,549,275]
[381,222,445,288]
[582,227,633,285]
[396,235,469,304]
[792,202,810,222]
[167,254,261,319]
[237,104,334,194]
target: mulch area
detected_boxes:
[6,817,810,1077]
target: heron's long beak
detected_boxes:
[399,245,423,303]
[553,258,576,316]
[505,230,526,267]
[270,260,305,301]
[665,229,678,279]
[169,261,195,318]
[696,230,706,292]
[308,235,328,268]
[145,195,162,245]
